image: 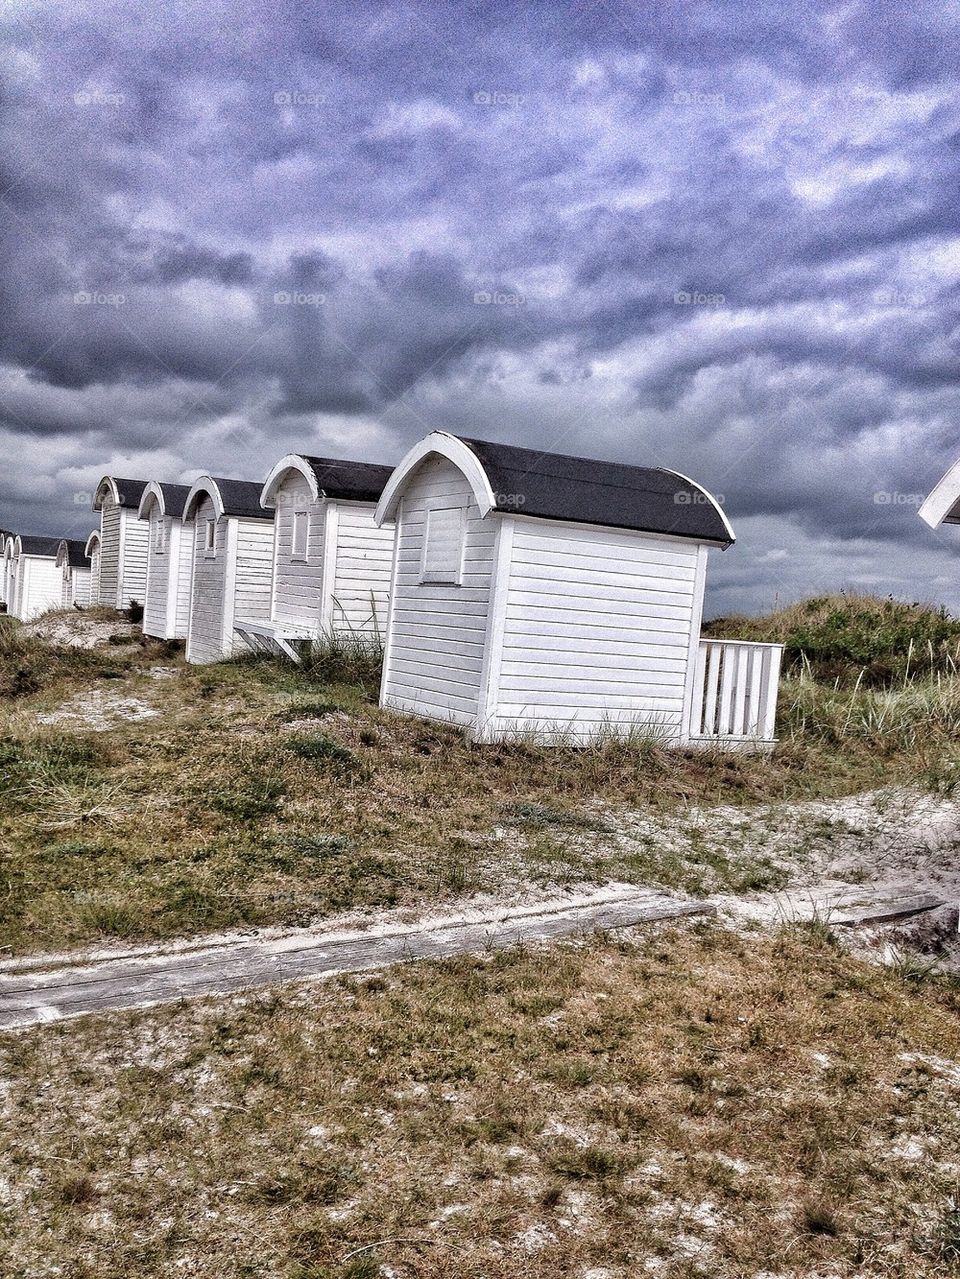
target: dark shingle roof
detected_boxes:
[17,535,62,557]
[209,479,275,520]
[155,482,191,512]
[96,477,149,510]
[456,436,733,544]
[299,457,394,503]
[60,539,89,568]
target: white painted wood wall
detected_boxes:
[186,497,229,664]
[185,501,275,664]
[329,504,394,638]
[61,562,91,608]
[267,471,394,639]
[381,455,498,727]
[14,556,62,621]
[98,499,121,607]
[88,541,101,607]
[483,520,707,743]
[97,500,149,609]
[2,544,14,614]
[143,509,192,640]
[270,472,326,629]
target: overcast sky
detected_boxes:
[2,1,959,615]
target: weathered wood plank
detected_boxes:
[0,894,712,1030]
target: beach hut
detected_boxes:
[1,533,14,613]
[9,536,63,621]
[0,529,11,611]
[181,477,275,664]
[84,530,102,606]
[92,476,150,610]
[374,432,782,747]
[919,459,960,529]
[57,539,92,608]
[137,481,193,640]
[249,454,395,658]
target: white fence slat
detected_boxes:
[746,647,764,736]
[704,643,721,735]
[693,638,783,746]
[732,645,749,735]
[761,645,783,740]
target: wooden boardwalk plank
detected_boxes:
[0,893,712,1030]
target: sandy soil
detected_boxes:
[35,689,159,730]
[21,610,139,650]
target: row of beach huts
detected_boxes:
[1,432,787,749]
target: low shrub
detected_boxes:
[705,593,960,687]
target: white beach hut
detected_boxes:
[92,476,150,610]
[84,530,102,605]
[137,481,193,640]
[246,454,395,658]
[181,476,275,664]
[375,432,782,748]
[919,459,960,530]
[9,536,63,621]
[2,533,15,613]
[57,539,92,608]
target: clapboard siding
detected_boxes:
[71,566,92,607]
[98,500,121,607]
[186,498,229,664]
[62,565,91,608]
[235,519,275,624]
[88,544,101,605]
[143,509,173,638]
[118,510,149,606]
[485,521,702,742]
[271,473,326,629]
[16,557,62,621]
[4,550,17,617]
[175,526,193,636]
[330,503,394,638]
[382,455,496,727]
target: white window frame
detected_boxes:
[153,515,166,556]
[291,510,310,562]
[419,498,467,586]
[203,518,217,558]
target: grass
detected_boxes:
[3,924,960,1276]
[705,591,960,686]
[3,600,960,950]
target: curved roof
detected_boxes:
[84,530,101,557]
[137,480,192,520]
[57,538,89,569]
[260,453,394,508]
[183,476,275,522]
[919,458,960,529]
[93,476,149,511]
[15,535,62,558]
[376,431,734,545]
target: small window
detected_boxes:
[421,504,465,585]
[291,510,310,561]
[153,517,166,555]
[204,519,216,557]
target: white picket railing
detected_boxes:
[689,639,784,747]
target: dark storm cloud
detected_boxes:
[1,0,960,610]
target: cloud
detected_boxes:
[1,0,960,611]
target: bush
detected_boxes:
[705,593,960,687]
